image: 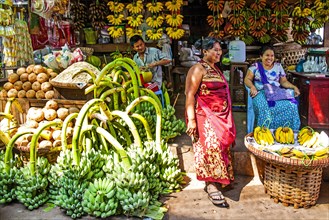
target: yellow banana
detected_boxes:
[275,127,282,142]
[265,128,274,145]
[306,132,319,148]
[253,126,262,144]
[314,147,329,157]
[314,154,329,160]
[292,149,305,158]
[280,146,292,154]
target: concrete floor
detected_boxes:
[1,93,329,220]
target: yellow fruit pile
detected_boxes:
[298,126,321,148]
[275,126,294,144]
[253,126,274,146]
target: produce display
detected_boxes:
[0,57,186,219]
[208,0,329,45]
[1,65,58,99]
[252,125,329,160]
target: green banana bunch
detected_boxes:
[0,159,18,204]
[157,143,186,194]
[82,178,118,218]
[15,158,50,210]
[110,151,151,216]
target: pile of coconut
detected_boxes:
[0,64,58,99]
[15,100,80,151]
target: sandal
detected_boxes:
[204,183,230,208]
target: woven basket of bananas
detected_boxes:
[244,132,329,170]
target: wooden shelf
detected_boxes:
[85,43,157,53]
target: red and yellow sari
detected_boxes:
[190,60,236,185]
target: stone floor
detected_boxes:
[1,93,329,220]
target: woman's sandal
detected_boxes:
[204,183,230,208]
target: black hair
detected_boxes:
[194,37,221,51]
[130,35,144,46]
[260,45,275,56]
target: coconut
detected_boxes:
[17,90,26,98]
[8,73,19,83]
[28,73,37,83]
[26,64,35,73]
[3,82,14,91]
[43,109,57,121]
[0,90,7,98]
[22,81,32,91]
[26,90,36,98]
[13,81,23,90]
[7,88,18,98]
[57,108,69,121]
[45,100,59,110]
[35,90,45,99]
[20,73,29,82]
[32,81,41,91]
[16,67,26,76]
[37,73,49,84]
[41,82,53,92]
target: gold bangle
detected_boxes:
[189,118,195,121]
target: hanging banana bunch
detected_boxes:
[145,0,165,41]
[146,14,164,28]
[310,0,329,29]
[246,3,271,43]
[225,6,248,38]
[206,0,224,39]
[89,0,108,30]
[146,28,163,41]
[0,4,15,37]
[107,0,126,39]
[70,1,88,30]
[291,0,312,44]
[165,0,184,40]
[125,0,144,41]
[126,27,143,39]
[269,1,290,43]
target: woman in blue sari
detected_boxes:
[244,46,301,131]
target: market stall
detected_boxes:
[0,0,329,219]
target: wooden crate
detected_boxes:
[0,98,86,125]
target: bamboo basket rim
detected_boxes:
[244,133,329,170]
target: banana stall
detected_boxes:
[0,0,329,218]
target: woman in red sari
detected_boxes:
[185,37,236,208]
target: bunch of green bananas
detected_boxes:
[48,150,93,218]
[275,126,295,144]
[53,177,88,218]
[111,152,151,216]
[15,157,50,210]
[0,160,18,204]
[82,178,118,218]
[157,143,186,193]
[254,126,275,146]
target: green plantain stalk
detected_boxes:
[139,88,163,110]
[111,110,142,147]
[125,96,162,152]
[131,113,153,141]
[61,113,78,151]
[71,99,106,164]
[112,121,132,146]
[4,131,33,174]
[99,87,125,110]
[29,121,62,176]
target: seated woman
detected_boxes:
[244,46,301,131]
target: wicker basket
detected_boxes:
[273,42,307,67]
[264,163,322,209]
[14,145,61,164]
[244,133,329,171]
